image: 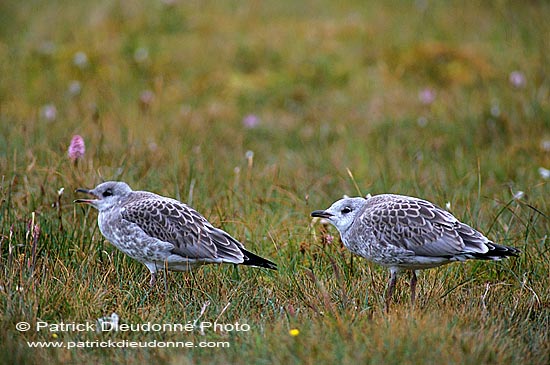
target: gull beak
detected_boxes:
[74,188,97,204]
[311,210,333,219]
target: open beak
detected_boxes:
[311,210,333,219]
[74,188,97,204]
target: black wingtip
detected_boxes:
[241,249,278,270]
[470,243,521,260]
[490,243,521,258]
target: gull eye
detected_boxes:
[341,206,352,214]
[102,189,113,197]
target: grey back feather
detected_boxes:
[121,193,244,262]
[357,194,490,257]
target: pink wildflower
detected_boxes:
[418,88,436,105]
[509,71,526,89]
[68,135,85,163]
[242,114,260,129]
[139,90,154,108]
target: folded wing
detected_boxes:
[362,195,491,258]
[121,198,245,263]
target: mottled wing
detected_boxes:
[360,195,487,257]
[121,197,244,262]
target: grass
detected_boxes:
[1,0,549,363]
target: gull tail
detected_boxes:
[458,224,520,261]
[468,242,521,260]
[240,249,277,270]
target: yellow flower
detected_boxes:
[52,333,58,339]
[289,328,300,337]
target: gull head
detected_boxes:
[75,181,133,211]
[311,197,366,234]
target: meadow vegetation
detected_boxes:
[1,0,549,363]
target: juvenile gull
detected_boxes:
[75,181,277,286]
[311,194,519,310]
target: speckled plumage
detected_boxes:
[76,181,276,286]
[312,194,519,309]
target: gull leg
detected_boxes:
[145,263,159,287]
[410,270,418,307]
[385,268,398,312]
[149,272,157,287]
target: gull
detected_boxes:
[75,181,277,286]
[311,194,519,310]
